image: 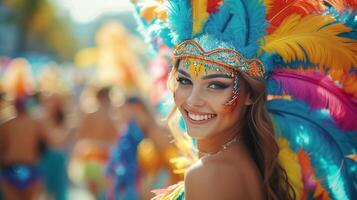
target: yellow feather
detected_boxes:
[347,154,357,161]
[261,14,357,71]
[170,156,194,174]
[263,0,272,13]
[277,137,303,200]
[191,0,209,36]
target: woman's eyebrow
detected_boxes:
[202,73,233,80]
[178,69,191,78]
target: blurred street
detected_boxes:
[0,0,179,199]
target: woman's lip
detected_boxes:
[184,109,217,125]
[184,109,214,115]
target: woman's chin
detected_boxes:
[186,128,211,140]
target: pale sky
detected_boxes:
[53,0,133,23]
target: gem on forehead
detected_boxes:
[185,60,190,68]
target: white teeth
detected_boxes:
[188,112,215,121]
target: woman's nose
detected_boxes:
[186,86,205,107]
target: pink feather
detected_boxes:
[271,69,357,131]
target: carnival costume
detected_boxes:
[133,0,357,199]
[0,58,45,192]
[106,118,144,200]
[106,100,179,200]
[0,165,42,191]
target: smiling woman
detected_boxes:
[166,43,293,199]
[132,0,357,200]
[174,62,243,140]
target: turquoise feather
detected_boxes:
[267,99,357,199]
[166,0,192,44]
[204,0,266,58]
[329,8,357,40]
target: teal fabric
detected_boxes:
[40,149,68,200]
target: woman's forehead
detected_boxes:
[177,58,237,79]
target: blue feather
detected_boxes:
[239,0,267,52]
[345,157,357,198]
[267,99,357,199]
[166,0,192,44]
[204,0,266,58]
[336,11,357,40]
[261,52,320,76]
[325,7,357,40]
[222,0,247,49]
[204,3,233,41]
[147,20,175,49]
[131,3,174,52]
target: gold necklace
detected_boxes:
[198,135,240,157]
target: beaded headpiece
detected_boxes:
[173,40,264,78]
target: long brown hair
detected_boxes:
[167,64,296,200]
[241,73,296,200]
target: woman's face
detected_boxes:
[174,60,251,139]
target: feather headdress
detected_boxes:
[132,0,357,199]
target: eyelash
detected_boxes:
[176,77,230,90]
[208,82,231,89]
[176,77,192,85]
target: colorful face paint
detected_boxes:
[180,58,241,106]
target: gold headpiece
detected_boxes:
[173,40,265,78]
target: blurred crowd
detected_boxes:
[0,19,180,200]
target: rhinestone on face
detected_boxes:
[185,60,190,68]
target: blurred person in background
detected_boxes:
[129,97,179,200]
[39,92,69,151]
[69,86,119,200]
[106,96,179,200]
[0,58,51,200]
[37,67,72,152]
[38,91,69,200]
[0,96,50,200]
[0,90,5,200]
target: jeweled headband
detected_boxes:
[173,40,265,79]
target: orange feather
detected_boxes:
[327,69,357,98]
[298,150,331,200]
[346,154,357,161]
[345,0,357,9]
[266,0,325,33]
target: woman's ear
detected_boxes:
[244,93,253,106]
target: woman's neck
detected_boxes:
[197,124,243,157]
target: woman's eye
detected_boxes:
[176,77,192,85]
[208,82,231,90]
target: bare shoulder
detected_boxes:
[0,117,16,132]
[184,157,245,200]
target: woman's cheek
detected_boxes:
[174,87,188,106]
